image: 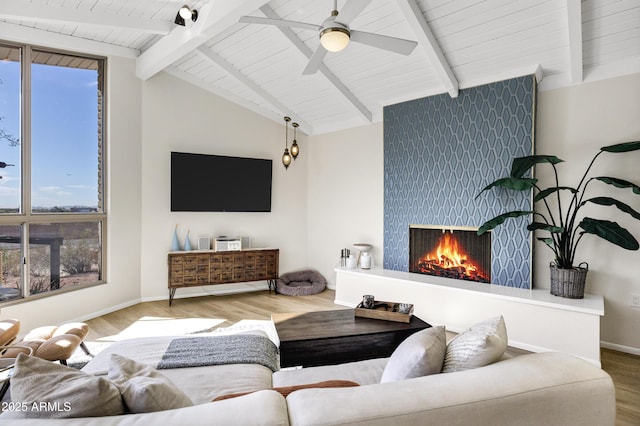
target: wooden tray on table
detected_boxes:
[354,300,413,323]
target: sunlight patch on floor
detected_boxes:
[97,316,227,341]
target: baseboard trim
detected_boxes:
[600,341,640,356]
[67,298,142,324]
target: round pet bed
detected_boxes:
[276,269,327,296]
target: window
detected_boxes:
[0,43,106,304]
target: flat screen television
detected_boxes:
[171,152,272,212]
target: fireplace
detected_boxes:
[409,225,491,283]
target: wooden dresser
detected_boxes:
[167,248,279,305]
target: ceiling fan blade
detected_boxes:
[334,0,370,26]
[303,46,329,75]
[239,16,321,32]
[350,31,418,55]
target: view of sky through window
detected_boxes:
[0,55,100,212]
[0,48,20,212]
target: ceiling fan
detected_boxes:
[239,0,418,75]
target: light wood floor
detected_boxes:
[84,289,639,425]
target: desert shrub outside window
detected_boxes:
[0,42,106,304]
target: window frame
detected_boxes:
[0,41,108,306]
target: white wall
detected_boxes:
[1,56,143,332]
[535,72,640,353]
[307,122,384,288]
[139,72,308,301]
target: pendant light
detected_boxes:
[282,116,292,169]
[290,122,299,160]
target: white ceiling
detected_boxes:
[1,0,639,135]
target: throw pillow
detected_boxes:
[380,326,446,383]
[212,380,360,401]
[441,315,508,373]
[108,354,193,413]
[8,353,124,419]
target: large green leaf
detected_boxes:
[537,237,554,247]
[476,177,538,199]
[527,222,565,233]
[477,211,534,235]
[578,218,639,250]
[582,197,640,220]
[600,140,640,153]
[510,155,564,178]
[537,237,557,253]
[595,177,640,195]
[534,186,577,203]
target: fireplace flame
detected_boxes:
[416,232,489,282]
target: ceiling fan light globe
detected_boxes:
[320,28,350,52]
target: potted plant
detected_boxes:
[475,140,640,298]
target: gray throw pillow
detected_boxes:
[108,353,193,413]
[380,326,446,383]
[8,353,124,419]
[442,315,507,373]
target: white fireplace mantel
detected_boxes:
[335,267,604,366]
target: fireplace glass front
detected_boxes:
[409,226,491,283]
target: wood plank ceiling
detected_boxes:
[0,0,639,135]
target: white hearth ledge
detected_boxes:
[335,267,604,366]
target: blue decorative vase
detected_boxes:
[170,225,181,251]
[184,230,192,251]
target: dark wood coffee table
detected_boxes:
[272,309,431,368]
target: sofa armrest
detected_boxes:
[286,352,615,426]
[0,390,289,425]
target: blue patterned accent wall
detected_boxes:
[383,76,535,288]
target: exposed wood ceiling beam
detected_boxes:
[195,46,313,133]
[397,0,459,98]
[0,0,170,34]
[136,0,269,81]
[259,5,373,123]
[566,0,583,84]
[0,20,139,58]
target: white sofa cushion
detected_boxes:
[108,354,193,413]
[380,326,446,383]
[273,357,388,387]
[6,353,124,419]
[442,315,507,373]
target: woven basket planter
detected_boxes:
[550,263,588,299]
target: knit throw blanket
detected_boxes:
[157,334,280,372]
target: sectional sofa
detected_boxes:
[0,323,615,425]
